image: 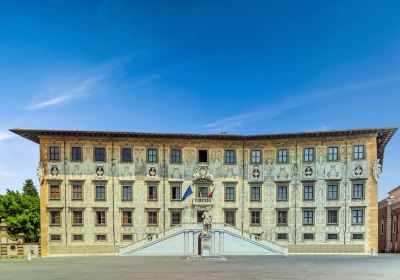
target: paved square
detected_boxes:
[1,255,400,280]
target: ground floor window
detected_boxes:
[96,234,107,241]
[171,211,182,226]
[276,233,288,240]
[72,234,84,241]
[50,234,61,241]
[122,234,133,241]
[327,233,338,240]
[303,233,314,240]
[352,233,364,240]
[250,210,261,225]
[148,211,158,225]
[225,210,236,226]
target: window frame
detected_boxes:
[95,210,107,226]
[224,210,236,226]
[147,148,158,163]
[147,210,158,226]
[250,185,261,202]
[277,148,288,164]
[171,185,182,201]
[326,209,339,225]
[49,184,61,200]
[71,146,82,162]
[327,146,339,161]
[250,150,262,164]
[95,234,107,241]
[303,233,315,240]
[171,210,182,226]
[352,208,364,225]
[277,185,288,201]
[72,184,83,200]
[352,182,365,199]
[303,209,314,225]
[49,210,61,226]
[72,234,84,242]
[224,185,236,202]
[95,185,106,201]
[224,149,236,164]
[250,210,261,226]
[49,146,60,162]
[72,210,84,226]
[170,148,182,164]
[121,185,133,201]
[94,147,106,162]
[303,184,314,201]
[121,147,133,163]
[327,184,339,200]
[148,185,158,201]
[353,145,365,160]
[122,210,133,226]
[198,149,208,163]
[277,209,288,226]
[303,147,314,162]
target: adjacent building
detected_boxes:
[378,186,400,253]
[11,127,396,256]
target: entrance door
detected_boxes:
[198,235,202,255]
[197,211,205,222]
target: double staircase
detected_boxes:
[119,223,287,256]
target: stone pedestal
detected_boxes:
[200,234,211,256]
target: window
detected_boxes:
[122,186,132,201]
[198,150,208,163]
[327,209,338,224]
[71,147,82,161]
[170,185,181,200]
[171,211,181,226]
[277,233,288,240]
[122,211,132,225]
[352,233,364,240]
[95,185,106,200]
[225,150,235,164]
[277,185,288,201]
[328,147,339,161]
[121,148,132,162]
[49,146,60,161]
[303,210,314,225]
[50,234,61,241]
[171,149,181,163]
[352,209,364,225]
[303,185,314,201]
[122,234,133,241]
[353,145,365,160]
[96,211,106,225]
[96,234,107,241]
[303,233,314,240]
[393,219,397,233]
[225,185,235,201]
[327,233,338,240]
[327,184,338,200]
[72,185,83,200]
[278,149,288,163]
[72,234,84,241]
[94,147,106,162]
[147,148,157,163]
[50,211,61,225]
[277,210,287,225]
[49,185,60,200]
[250,186,261,201]
[251,150,261,164]
[225,210,235,226]
[304,148,314,162]
[148,211,158,225]
[381,221,384,236]
[148,185,158,200]
[198,186,208,198]
[352,183,364,199]
[251,210,261,225]
[72,211,83,225]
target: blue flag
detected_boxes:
[181,186,193,201]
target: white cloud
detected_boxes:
[205,76,400,132]
[0,131,15,141]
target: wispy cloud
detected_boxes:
[28,75,103,110]
[205,76,400,132]
[0,131,15,142]
[125,74,161,88]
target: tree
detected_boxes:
[22,179,38,197]
[0,180,40,242]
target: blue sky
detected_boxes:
[0,1,399,199]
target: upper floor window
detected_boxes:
[49,185,60,200]
[96,211,106,225]
[353,145,365,160]
[250,186,261,201]
[122,211,132,225]
[278,149,288,163]
[304,148,314,162]
[121,148,132,162]
[327,209,338,224]
[171,185,181,200]
[95,185,106,200]
[71,147,82,161]
[352,183,364,199]
[225,185,235,201]
[94,147,106,162]
[148,185,158,200]
[250,210,261,225]
[49,146,60,161]
[198,150,208,163]
[352,209,364,225]
[277,185,288,201]
[147,148,157,163]
[72,185,83,200]
[147,211,158,225]
[277,210,287,225]
[122,185,132,201]
[171,211,181,226]
[72,210,83,225]
[225,150,236,164]
[171,149,181,163]
[328,147,339,161]
[50,211,61,225]
[303,209,314,225]
[303,185,314,201]
[251,150,261,164]
[225,210,236,226]
[327,184,338,200]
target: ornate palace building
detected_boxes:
[11,127,396,256]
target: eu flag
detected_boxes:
[181,186,193,201]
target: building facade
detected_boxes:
[11,127,396,256]
[378,186,400,253]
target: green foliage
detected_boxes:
[0,181,40,242]
[22,179,38,197]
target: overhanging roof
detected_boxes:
[10,127,397,166]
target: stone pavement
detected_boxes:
[0,255,400,280]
